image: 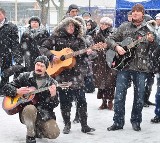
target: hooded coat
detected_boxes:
[40,17,89,88]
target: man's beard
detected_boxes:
[35,73,43,78]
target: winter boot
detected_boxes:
[61,108,71,134]
[26,136,36,143]
[78,107,95,133]
[81,125,96,133]
[151,116,160,123]
[98,99,108,110]
[108,100,113,110]
[63,122,71,134]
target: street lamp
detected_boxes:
[89,0,91,11]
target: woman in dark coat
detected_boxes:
[19,16,50,72]
[86,19,97,38]
[93,17,117,110]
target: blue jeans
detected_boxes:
[155,76,160,117]
[113,70,147,127]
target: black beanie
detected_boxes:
[28,16,41,26]
[67,4,79,13]
[34,55,49,68]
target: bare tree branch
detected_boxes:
[50,0,59,9]
[36,0,42,8]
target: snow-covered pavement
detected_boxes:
[0,84,159,143]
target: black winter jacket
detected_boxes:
[20,27,50,71]
[0,18,20,66]
[107,20,158,72]
[39,17,89,88]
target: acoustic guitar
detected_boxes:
[2,82,71,115]
[111,35,147,70]
[46,45,106,77]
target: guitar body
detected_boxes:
[2,83,71,115]
[2,93,38,115]
[111,37,136,70]
[46,48,76,77]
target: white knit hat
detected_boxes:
[155,13,160,20]
[100,17,113,26]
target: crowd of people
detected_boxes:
[1,3,160,143]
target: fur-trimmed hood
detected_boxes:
[53,17,83,38]
[74,16,87,36]
[146,20,157,33]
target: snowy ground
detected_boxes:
[0,83,160,143]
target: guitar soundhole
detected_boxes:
[60,55,65,61]
[17,94,29,103]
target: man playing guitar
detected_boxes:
[107,3,158,132]
[2,55,60,143]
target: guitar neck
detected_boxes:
[127,36,146,49]
[28,83,70,95]
[31,86,49,95]
[64,46,93,59]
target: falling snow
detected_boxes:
[0,81,160,143]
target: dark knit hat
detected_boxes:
[34,55,49,68]
[28,16,41,26]
[132,3,145,15]
[67,4,79,13]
